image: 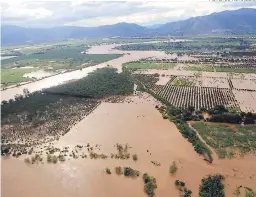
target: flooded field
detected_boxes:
[2,93,256,197]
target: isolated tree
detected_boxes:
[23,88,30,96]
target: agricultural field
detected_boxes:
[171,76,199,86]
[123,61,177,70]
[191,122,256,159]
[201,77,230,89]
[185,64,214,72]
[126,56,256,112]
[184,63,256,73]
[231,79,256,91]
[1,67,37,86]
[155,84,239,110]
[233,90,256,112]
[134,73,239,110]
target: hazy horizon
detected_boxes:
[1,0,256,28]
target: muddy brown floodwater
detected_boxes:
[2,93,256,197]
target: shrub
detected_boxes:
[132,154,138,161]
[115,166,123,175]
[199,174,225,197]
[170,161,178,174]
[47,154,53,163]
[52,155,58,164]
[174,180,185,187]
[58,155,66,162]
[124,167,140,177]
[143,173,157,197]
[106,168,111,174]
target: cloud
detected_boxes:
[1,0,256,27]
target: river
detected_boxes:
[1,42,191,101]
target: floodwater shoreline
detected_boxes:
[2,93,256,197]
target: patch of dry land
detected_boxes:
[233,90,256,112]
[2,93,256,197]
[201,77,230,88]
[231,79,256,91]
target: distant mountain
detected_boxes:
[1,23,148,46]
[1,8,256,46]
[156,8,256,35]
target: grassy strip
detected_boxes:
[124,61,176,69]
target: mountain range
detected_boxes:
[1,8,256,46]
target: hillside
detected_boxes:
[156,8,256,34]
[1,8,256,46]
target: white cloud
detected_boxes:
[1,0,256,27]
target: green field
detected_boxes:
[186,64,214,72]
[173,78,195,86]
[191,122,256,159]
[1,68,36,86]
[124,61,176,69]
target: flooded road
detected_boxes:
[2,94,256,197]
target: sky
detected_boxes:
[1,0,256,28]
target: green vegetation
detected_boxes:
[115,166,123,175]
[1,45,120,66]
[143,173,157,197]
[173,78,195,86]
[245,187,256,197]
[106,168,111,174]
[124,167,140,177]
[124,61,176,69]
[1,44,121,87]
[174,180,192,197]
[165,106,213,162]
[175,180,185,187]
[44,67,134,98]
[132,154,138,161]
[233,186,242,197]
[135,79,213,162]
[31,154,43,164]
[191,122,256,159]
[1,67,36,87]
[1,92,99,156]
[199,174,225,197]
[132,74,159,89]
[112,143,131,159]
[186,64,214,72]
[47,154,58,164]
[169,161,178,174]
[116,37,248,52]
